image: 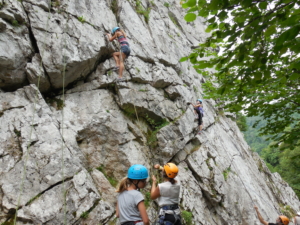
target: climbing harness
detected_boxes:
[122,221,143,225]
[157,204,181,225]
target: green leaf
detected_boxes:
[208,0,219,10]
[181,3,189,8]
[186,0,197,7]
[218,10,228,21]
[265,25,276,38]
[188,6,199,12]
[234,16,246,23]
[218,85,226,95]
[280,15,300,26]
[276,30,290,46]
[180,57,188,62]
[198,0,207,7]
[290,62,300,70]
[261,58,267,64]
[259,2,267,10]
[199,9,209,17]
[290,73,299,80]
[286,26,300,41]
[219,22,226,30]
[241,0,252,8]
[254,72,262,80]
[208,16,216,23]
[184,13,197,22]
[280,76,287,84]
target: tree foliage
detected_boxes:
[236,112,248,132]
[243,116,272,154]
[181,0,300,149]
[261,142,300,198]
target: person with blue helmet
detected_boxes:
[116,164,150,225]
[106,26,131,80]
[189,99,203,134]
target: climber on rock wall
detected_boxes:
[106,27,131,80]
[151,163,182,225]
[188,99,203,134]
[294,211,300,225]
[116,164,150,225]
[254,206,290,225]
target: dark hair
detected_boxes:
[163,171,176,184]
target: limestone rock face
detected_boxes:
[0,0,299,225]
[0,0,32,90]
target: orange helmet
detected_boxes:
[279,215,289,225]
[164,163,178,178]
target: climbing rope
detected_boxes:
[60,11,68,225]
[13,1,52,224]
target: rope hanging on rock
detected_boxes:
[60,11,68,225]
[13,1,53,224]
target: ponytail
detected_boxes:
[163,171,176,184]
[116,177,131,193]
[169,178,176,184]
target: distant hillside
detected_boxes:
[243,116,272,154]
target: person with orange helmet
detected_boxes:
[294,211,300,225]
[254,206,290,225]
[151,163,182,225]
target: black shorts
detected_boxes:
[194,108,203,125]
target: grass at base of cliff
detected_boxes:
[182,210,193,225]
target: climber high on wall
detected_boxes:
[106,27,131,81]
[188,99,204,134]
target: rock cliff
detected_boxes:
[0,0,299,224]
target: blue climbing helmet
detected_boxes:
[111,27,120,35]
[197,99,202,103]
[128,164,148,180]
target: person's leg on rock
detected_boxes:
[112,52,120,69]
[118,52,127,78]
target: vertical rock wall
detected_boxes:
[0,0,299,224]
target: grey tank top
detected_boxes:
[295,216,300,225]
[157,178,180,207]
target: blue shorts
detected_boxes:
[121,45,131,57]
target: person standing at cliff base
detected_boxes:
[106,27,131,80]
[294,212,300,225]
[116,164,150,225]
[254,206,290,225]
[151,163,182,225]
